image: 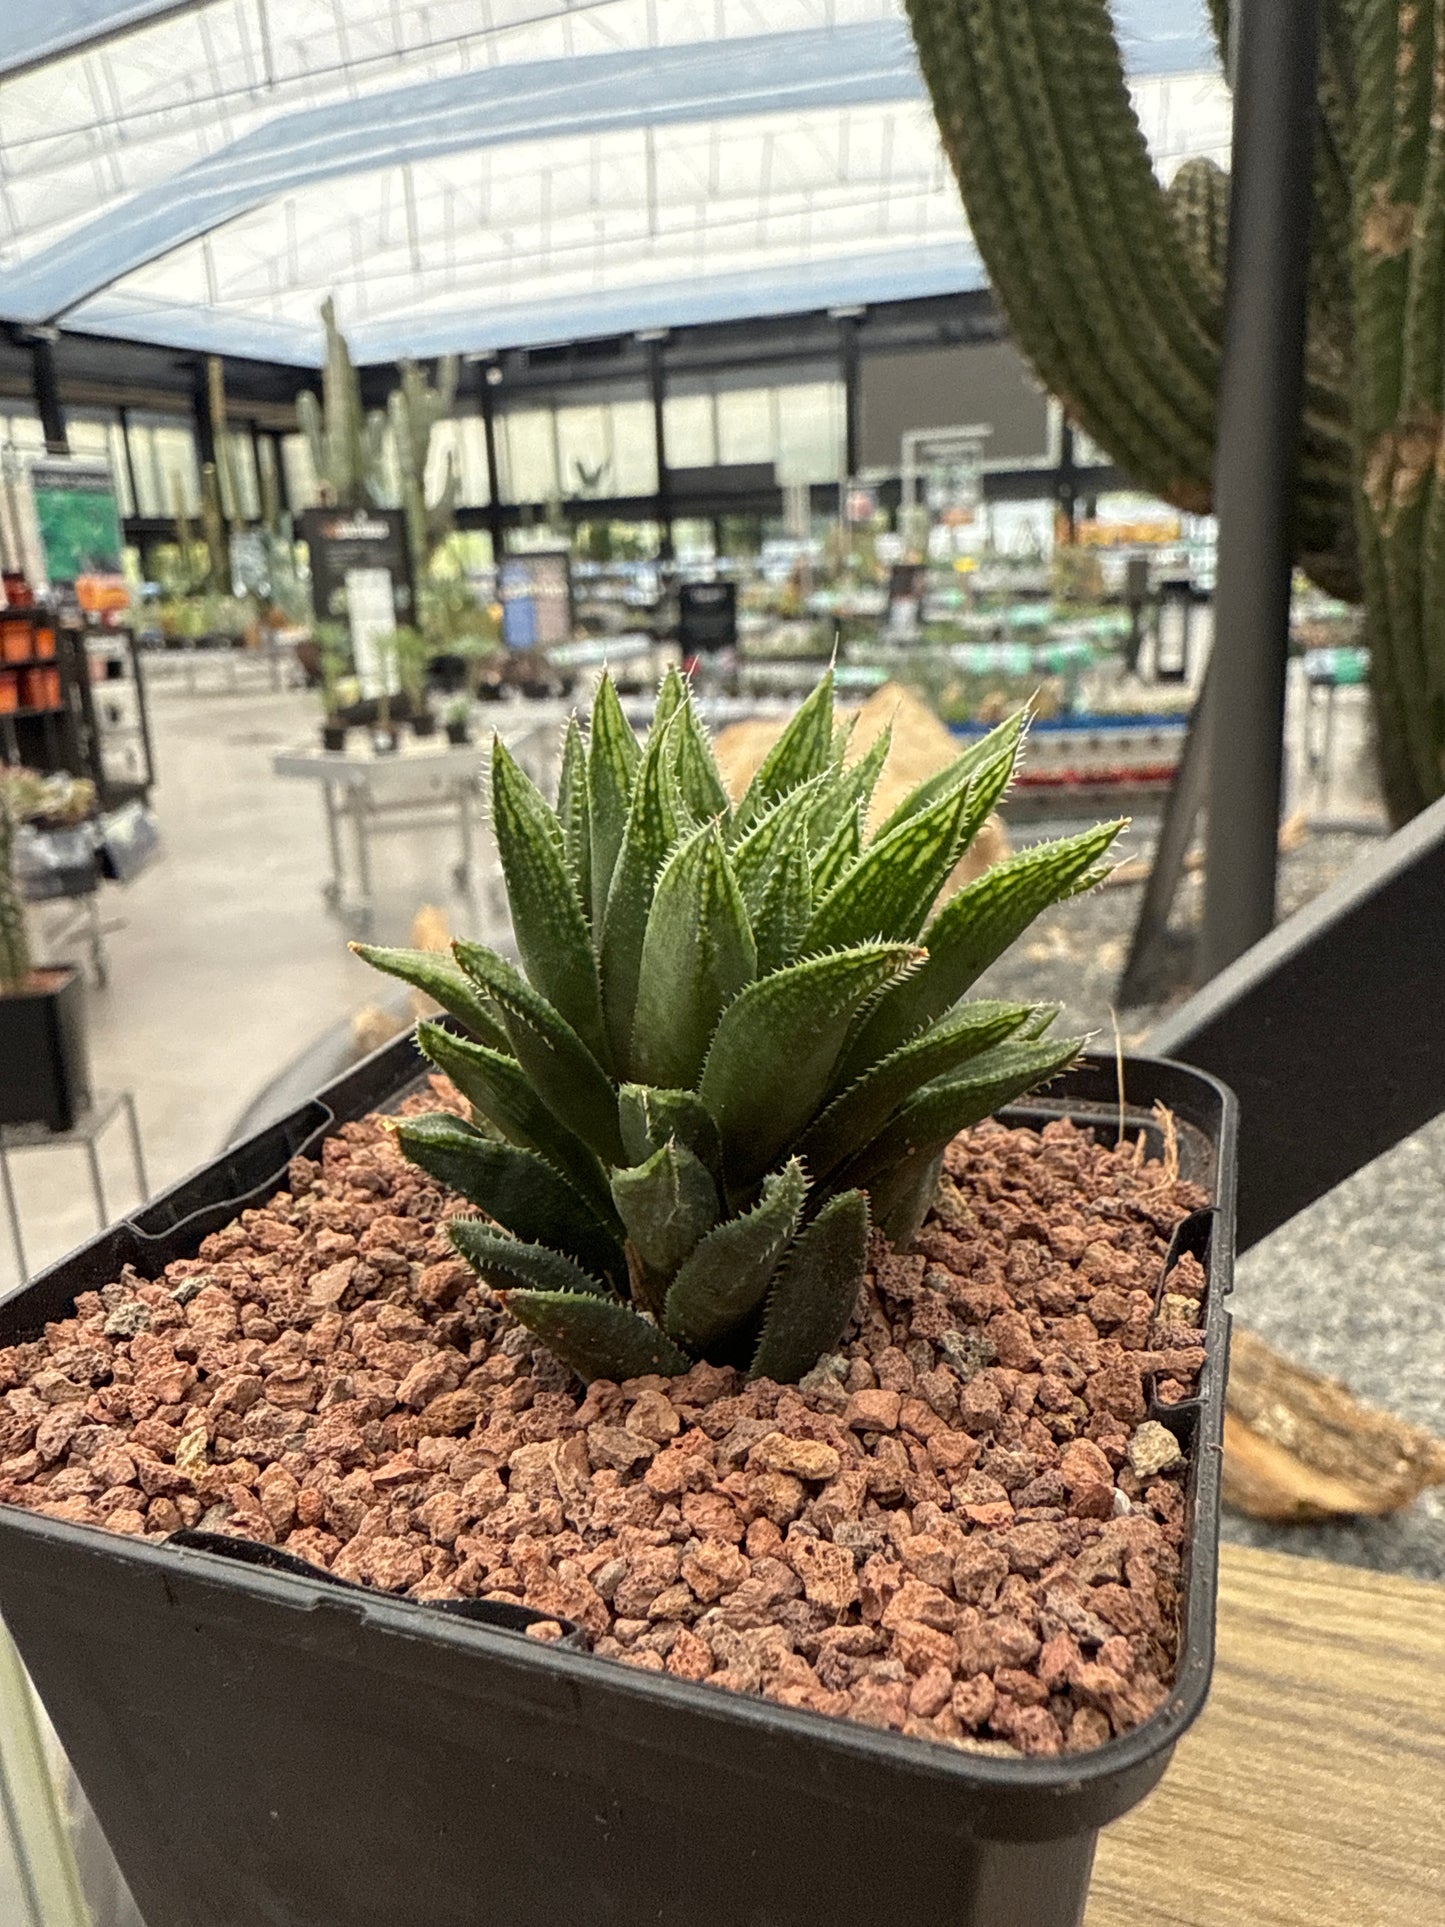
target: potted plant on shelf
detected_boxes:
[442,694,472,746]
[394,625,437,737]
[0,671,1234,1927]
[0,768,93,1131]
[316,624,352,752]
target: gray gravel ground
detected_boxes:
[980,819,1445,1581]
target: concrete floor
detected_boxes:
[4,680,489,1296]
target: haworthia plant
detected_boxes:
[905,0,1445,823]
[358,670,1119,1383]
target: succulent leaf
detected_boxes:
[731,775,827,913]
[610,1139,719,1277]
[416,1021,611,1215]
[871,710,1025,840]
[809,803,864,899]
[699,943,921,1190]
[631,823,756,1090]
[799,1000,1036,1181]
[840,821,1124,1076]
[839,1035,1085,1191]
[452,941,624,1165]
[586,672,641,928]
[653,665,688,732]
[449,1222,612,1299]
[751,1189,869,1383]
[803,773,978,952]
[490,736,606,1059]
[393,1114,627,1285]
[749,835,813,976]
[617,1084,724,1175]
[348,943,510,1053]
[663,1160,808,1352]
[670,698,732,823]
[504,1290,691,1383]
[732,669,837,833]
[809,723,892,847]
[556,715,592,919]
[600,717,681,1070]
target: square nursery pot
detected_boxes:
[0,1037,1235,1927]
[0,963,90,1131]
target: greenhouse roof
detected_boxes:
[0,1,1229,367]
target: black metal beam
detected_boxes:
[838,310,862,479]
[645,333,673,562]
[191,359,218,470]
[479,374,505,561]
[1151,792,1445,1251]
[1200,0,1321,979]
[27,332,67,451]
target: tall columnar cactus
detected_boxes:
[0,792,30,994]
[905,0,1445,823]
[297,296,388,511]
[390,355,461,581]
[356,670,1120,1384]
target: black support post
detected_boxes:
[1056,419,1078,543]
[116,405,142,516]
[838,310,862,480]
[644,332,673,562]
[1200,0,1321,980]
[28,333,67,453]
[480,374,506,563]
[191,359,218,470]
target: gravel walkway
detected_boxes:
[980,820,1445,1582]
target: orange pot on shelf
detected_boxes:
[0,672,18,713]
[33,628,56,661]
[1,620,31,664]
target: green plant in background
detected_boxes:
[390,624,433,720]
[357,670,1117,1384]
[905,0,1445,823]
[297,297,388,512]
[390,356,460,582]
[0,770,95,994]
[315,622,352,722]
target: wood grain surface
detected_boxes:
[1088,1543,1445,1926]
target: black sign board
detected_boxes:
[300,507,413,626]
[677,579,737,655]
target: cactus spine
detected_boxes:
[0,793,32,993]
[905,0,1445,822]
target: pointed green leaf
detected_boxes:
[350,943,510,1053]
[839,822,1124,1076]
[798,1000,1037,1181]
[599,717,681,1069]
[698,943,921,1189]
[653,665,688,731]
[732,670,836,834]
[731,775,826,914]
[491,736,606,1059]
[809,803,863,900]
[839,1036,1085,1191]
[505,1290,692,1383]
[587,672,641,928]
[393,1113,626,1285]
[670,697,731,823]
[750,836,812,975]
[452,941,624,1165]
[750,1189,869,1383]
[449,1222,612,1299]
[416,1021,611,1215]
[631,822,756,1090]
[664,1161,808,1353]
[872,710,1025,840]
[808,723,892,848]
[829,713,856,764]
[865,1147,947,1250]
[611,1140,719,1277]
[618,1084,724,1175]
[803,773,977,953]
[556,715,592,921]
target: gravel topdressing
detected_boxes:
[0,1081,1210,1760]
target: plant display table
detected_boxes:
[1089,1544,1445,1926]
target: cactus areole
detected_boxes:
[359,673,1117,1385]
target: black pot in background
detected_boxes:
[0,1038,1236,1927]
[411,711,438,739]
[444,719,471,746]
[321,723,348,753]
[0,964,90,1131]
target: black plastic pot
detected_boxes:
[411,710,438,738]
[0,1041,1234,1927]
[320,722,347,753]
[445,718,471,745]
[0,962,89,1130]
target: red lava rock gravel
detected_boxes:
[0,1078,1210,1759]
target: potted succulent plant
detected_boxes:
[0,672,1234,1927]
[0,768,93,1130]
[394,625,438,737]
[443,694,472,746]
[316,623,352,752]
